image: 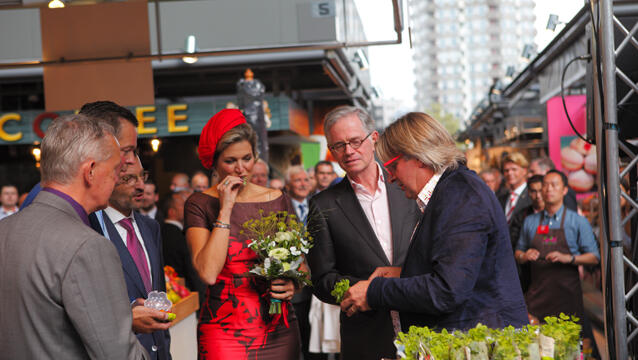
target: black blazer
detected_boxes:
[160,221,206,305]
[307,172,420,360]
[103,211,172,360]
[367,165,529,331]
[499,186,532,221]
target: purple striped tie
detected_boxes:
[119,218,152,293]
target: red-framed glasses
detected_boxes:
[383,154,402,176]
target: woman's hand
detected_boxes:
[270,278,295,301]
[217,176,244,211]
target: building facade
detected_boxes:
[410,0,536,120]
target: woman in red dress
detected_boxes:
[185,109,300,359]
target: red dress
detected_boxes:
[184,192,300,360]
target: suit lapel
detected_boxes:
[102,212,147,295]
[334,179,391,265]
[514,188,529,215]
[134,212,160,290]
[386,178,416,265]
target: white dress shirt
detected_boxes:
[348,163,394,264]
[104,207,153,283]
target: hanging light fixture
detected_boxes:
[48,0,65,9]
[32,147,41,162]
[151,138,161,152]
[182,35,198,64]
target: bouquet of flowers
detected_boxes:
[241,210,313,314]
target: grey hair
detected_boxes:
[285,165,307,184]
[41,114,116,185]
[255,158,270,173]
[530,156,555,172]
[323,105,375,143]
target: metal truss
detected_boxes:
[592,1,638,358]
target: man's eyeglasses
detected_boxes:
[383,154,402,177]
[328,132,373,154]
[119,171,149,185]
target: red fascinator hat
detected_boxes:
[198,109,247,169]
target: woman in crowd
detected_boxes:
[184,109,300,359]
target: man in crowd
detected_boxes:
[103,157,172,360]
[269,177,285,191]
[307,106,420,360]
[500,152,531,223]
[314,161,338,194]
[508,175,544,292]
[170,173,190,193]
[0,114,149,359]
[528,156,577,211]
[479,168,500,193]
[190,171,209,192]
[515,170,599,339]
[288,165,312,224]
[510,175,545,251]
[0,184,19,220]
[139,180,164,223]
[250,158,270,187]
[161,191,206,304]
[285,165,319,359]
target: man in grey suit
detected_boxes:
[0,114,149,359]
[307,106,420,360]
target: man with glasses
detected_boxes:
[307,106,419,360]
[103,157,172,360]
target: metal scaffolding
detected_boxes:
[593,0,638,358]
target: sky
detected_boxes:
[354,0,585,113]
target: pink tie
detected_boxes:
[506,192,517,222]
[119,218,152,293]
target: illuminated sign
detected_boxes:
[0,97,292,145]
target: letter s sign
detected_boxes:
[311,1,335,18]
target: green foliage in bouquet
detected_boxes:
[241,210,313,285]
[540,313,581,360]
[331,279,350,303]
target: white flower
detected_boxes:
[282,262,291,271]
[300,238,309,246]
[301,247,309,254]
[290,246,301,256]
[264,258,272,271]
[268,248,290,260]
[269,241,276,248]
[275,231,294,243]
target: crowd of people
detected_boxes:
[0,100,604,360]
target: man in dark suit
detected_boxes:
[161,190,206,304]
[0,114,149,359]
[307,106,420,360]
[139,180,164,224]
[103,157,172,360]
[342,112,528,332]
[499,152,532,223]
